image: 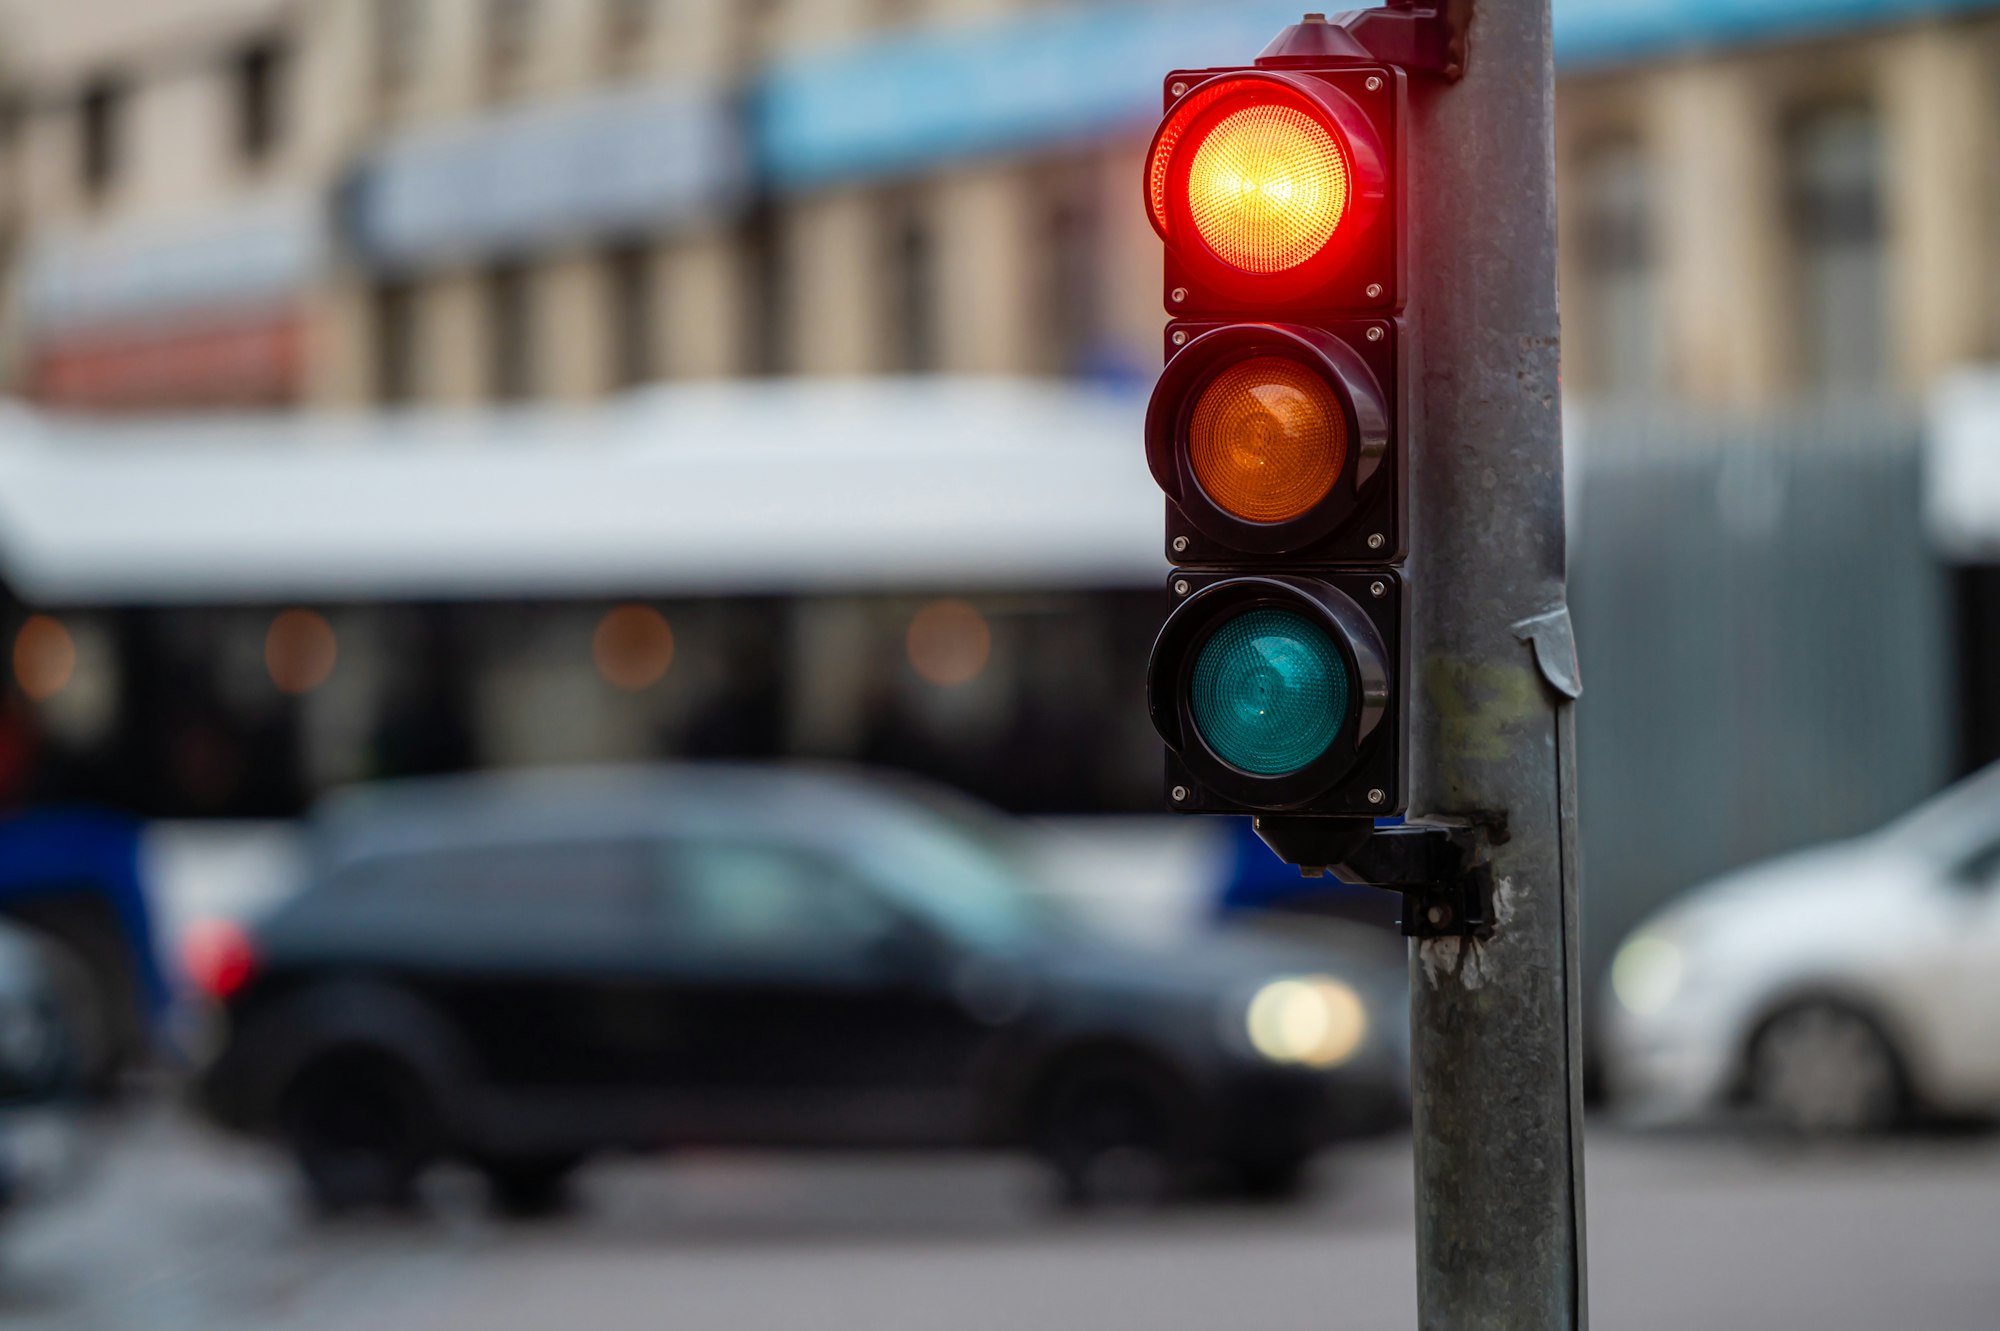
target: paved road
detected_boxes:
[7,1111,2000,1331]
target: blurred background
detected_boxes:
[1,0,1999,1328]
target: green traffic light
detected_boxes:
[1189,607,1349,776]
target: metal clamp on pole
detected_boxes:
[1251,818,1497,940]
[1257,4,1472,80]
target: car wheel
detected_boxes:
[1747,1002,1906,1136]
[1035,1058,1189,1208]
[478,1154,582,1218]
[283,1051,439,1214]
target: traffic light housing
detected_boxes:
[1144,24,1410,833]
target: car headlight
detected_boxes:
[1246,976,1368,1069]
[1610,930,1685,1017]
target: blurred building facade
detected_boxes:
[1,0,1996,413]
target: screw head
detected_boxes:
[1170,81,1188,97]
[1171,785,1190,803]
[1366,325,1385,342]
[1171,330,1187,346]
[1171,535,1189,553]
[1170,287,1188,304]
[1427,903,1451,926]
[1369,580,1387,598]
[1365,75,1384,92]
[1368,787,1386,805]
[1365,283,1384,299]
[1173,578,1190,596]
[1366,533,1385,550]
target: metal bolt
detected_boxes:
[1367,533,1386,550]
[1427,903,1451,926]
[1173,578,1191,596]
[1171,785,1190,803]
[1366,325,1385,342]
[1365,283,1384,299]
[1171,535,1190,554]
[1170,81,1188,97]
[1171,330,1187,346]
[1368,787,1386,805]
[1365,75,1384,92]
[1170,287,1188,304]
[1370,580,1387,598]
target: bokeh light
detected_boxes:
[1247,977,1368,1068]
[12,615,76,702]
[593,604,675,691]
[906,599,991,686]
[264,609,338,695]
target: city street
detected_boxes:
[6,1111,1998,1331]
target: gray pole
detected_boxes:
[1401,1,1589,1327]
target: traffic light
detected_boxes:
[1144,18,1408,833]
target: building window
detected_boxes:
[235,40,286,165]
[374,281,418,405]
[78,77,124,198]
[374,0,424,104]
[743,201,785,375]
[487,264,535,401]
[487,0,538,97]
[1040,160,1104,378]
[1574,136,1660,398]
[603,0,651,73]
[729,0,783,71]
[605,246,654,390]
[1786,104,1886,394]
[884,191,936,374]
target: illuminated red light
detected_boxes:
[1147,73,1384,294]
[183,919,258,1001]
[1185,103,1350,274]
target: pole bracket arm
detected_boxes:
[1323,2,1472,80]
[1250,817,1501,939]
[1256,4,1472,79]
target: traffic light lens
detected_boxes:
[1185,102,1350,274]
[1188,356,1347,523]
[1190,607,1349,775]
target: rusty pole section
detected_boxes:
[1400,0,1589,1327]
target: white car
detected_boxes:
[1604,763,2000,1134]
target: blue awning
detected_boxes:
[1557,0,2000,69]
[755,2,1303,188]
[756,0,2000,189]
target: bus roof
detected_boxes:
[0,378,1166,605]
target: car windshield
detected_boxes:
[843,791,1086,951]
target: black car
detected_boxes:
[194,765,1406,1213]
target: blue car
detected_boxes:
[1214,817,1403,932]
[0,808,165,1091]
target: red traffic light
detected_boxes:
[1146,72,1386,298]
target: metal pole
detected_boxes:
[1402,1,1589,1327]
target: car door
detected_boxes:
[347,838,663,1098]
[649,838,995,1149]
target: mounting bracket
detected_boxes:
[1252,817,1499,939]
[1256,3,1473,81]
